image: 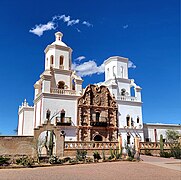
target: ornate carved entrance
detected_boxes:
[77,85,118,141]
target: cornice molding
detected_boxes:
[34,92,80,103]
[44,44,72,54]
[116,100,142,106]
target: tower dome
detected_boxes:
[51,32,67,47]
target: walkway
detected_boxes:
[0,161,180,180]
[141,155,181,171]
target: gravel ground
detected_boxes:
[0,161,180,180]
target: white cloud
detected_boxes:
[123,24,128,29]
[76,28,81,33]
[30,14,92,36]
[75,56,86,61]
[29,21,56,36]
[72,60,104,77]
[52,15,79,26]
[82,21,93,27]
[72,59,136,77]
[128,60,136,68]
[67,19,80,26]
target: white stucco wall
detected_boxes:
[45,48,70,70]
[143,124,181,142]
[117,103,143,128]
[18,107,34,136]
[41,96,78,126]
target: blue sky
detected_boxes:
[0,0,180,135]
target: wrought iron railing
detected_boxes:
[56,117,72,126]
[90,117,108,127]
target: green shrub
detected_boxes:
[86,157,93,163]
[125,145,135,159]
[93,151,101,161]
[16,156,34,167]
[160,151,172,158]
[76,150,87,162]
[145,149,152,156]
[63,157,72,163]
[108,147,122,160]
[102,150,106,161]
[49,156,63,164]
[171,144,181,159]
[0,156,10,166]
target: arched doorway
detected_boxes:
[94,134,103,141]
[37,130,56,157]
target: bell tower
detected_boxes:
[44,32,72,71]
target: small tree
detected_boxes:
[166,130,180,143]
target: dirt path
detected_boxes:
[0,161,180,180]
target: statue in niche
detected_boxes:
[46,109,51,120]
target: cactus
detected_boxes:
[160,134,164,154]
[49,130,54,156]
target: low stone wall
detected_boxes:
[64,141,119,156]
[139,142,178,155]
[0,136,35,157]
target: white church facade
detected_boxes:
[18,32,145,145]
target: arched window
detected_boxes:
[72,79,75,90]
[126,115,130,127]
[120,66,123,78]
[60,109,65,123]
[50,55,54,65]
[137,116,140,123]
[113,66,116,76]
[96,112,100,122]
[58,81,65,89]
[46,58,48,67]
[94,134,102,141]
[130,86,135,97]
[127,133,130,144]
[60,56,64,66]
[107,68,109,78]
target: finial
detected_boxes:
[55,32,63,41]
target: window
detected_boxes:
[120,66,123,78]
[96,112,100,122]
[126,115,130,127]
[113,66,116,76]
[137,117,140,123]
[127,134,130,144]
[131,118,134,127]
[60,56,64,66]
[72,79,75,90]
[58,81,65,89]
[60,109,65,123]
[50,55,54,65]
[107,68,109,78]
[94,135,102,141]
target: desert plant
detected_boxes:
[49,156,63,164]
[108,147,122,160]
[48,130,54,156]
[160,134,164,154]
[16,156,34,167]
[166,130,180,143]
[0,156,10,166]
[76,150,87,162]
[145,149,152,156]
[160,151,172,158]
[102,150,106,161]
[170,143,181,159]
[93,151,101,162]
[62,157,72,163]
[125,145,135,160]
